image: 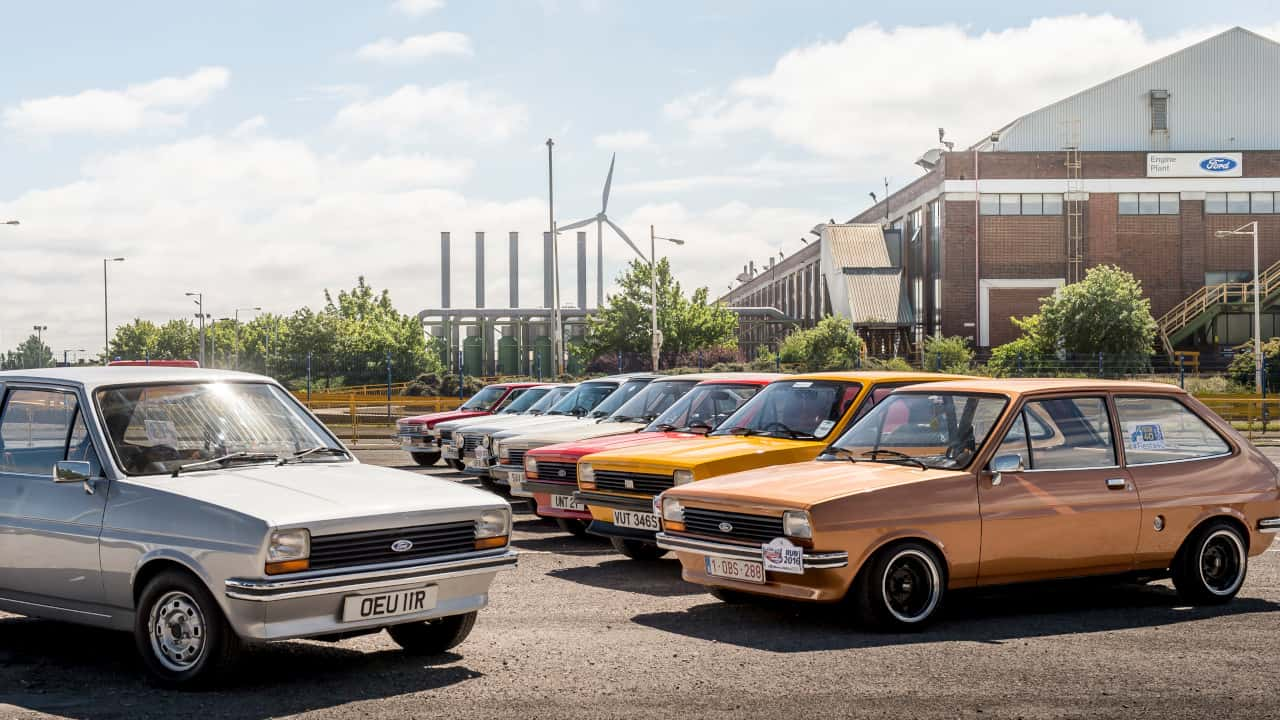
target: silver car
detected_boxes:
[0,368,516,687]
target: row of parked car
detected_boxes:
[1,365,1276,688]
[400,370,1280,628]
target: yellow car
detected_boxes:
[574,371,969,559]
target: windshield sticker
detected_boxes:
[1128,423,1166,449]
[761,537,804,574]
[144,419,179,447]
[814,420,835,437]
[792,381,813,388]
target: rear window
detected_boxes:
[1114,396,1230,465]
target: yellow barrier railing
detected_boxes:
[297,395,465,443]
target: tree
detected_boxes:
[109,319,198,362]
[987,265,1156,375]
[921,334,974,373]
[580,258,738,362]
[2,334,55,369]
[777,316,866,371]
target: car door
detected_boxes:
[0,386,110,608]
[977,394,1140,585]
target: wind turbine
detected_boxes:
[558,153,643,306]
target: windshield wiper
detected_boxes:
[759,422,817,440]
[277,446,352,465]
[727,426,759,437]
[860,449,929,471]
[172,452,281,477]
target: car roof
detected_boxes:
[0,366,272,392]
[894,377,1186,397]
[785,370,973,383]
[494,381,549,389]
[694,373,785,385]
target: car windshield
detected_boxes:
[709,380,862,440]
[589,378,654,419]
[459,385,508,412]
[826,392,1008,470]
[547,382,617,416]
[497,387,548,414]
[527,386,573,415]
[95,382,345,476]
[609,379,697,423]
[645,383,762,433]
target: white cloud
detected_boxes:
[593,130,653,151]
[356,32,473,63]
[230,115,267,137]
[333,82,527,143]
[665,16,1255,162]
[392,0,444,16]
[3,67,229,135]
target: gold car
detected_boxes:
[574,371,968,560]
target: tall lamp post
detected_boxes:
[1215,221,1263,392]
[103,257,125,363]
[646,226,685,371]
[2,220,17,226]
[546,138,564,375]
[186,292,206,366]
[233,306,261,370]
[32,324,47,344]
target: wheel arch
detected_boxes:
[131,552,215,608]
[847,531,951,594]
[1174,512,1251,564]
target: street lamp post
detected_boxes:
[546,138,564,375]
[1215,221,1263,392]
[2,220,17,226]
[32,324,47,344]
[103,257,125,363]
[186,292,206,366]
[647,226,685,372]
[233,306,261,370]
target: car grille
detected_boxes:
[309,521,476,570]
[682,508,784,545]
[593,469,673,496]
[461,435,483,453]
[506,449,527,467]
[535,461,577,485]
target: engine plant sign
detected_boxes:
[1146,152,1242,177]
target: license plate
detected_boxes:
[551,494,585,511]
[612,509,660,531]
[341,586,438,622]
[442,446,459,459]
[464,456,489,469]
[402,437,428,447]
[704,556,765,584]
[507,470,525,485]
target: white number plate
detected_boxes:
[464,456,489,469]
[612,509,660,531]
[341,586,438,622]
[551,494,585,511]
[704,556,765,584]
[507,470,525,485]
[442,446,459,459]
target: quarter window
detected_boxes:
[0,389,79,475]
[1114,396,1229,465]
[992,397,1116,470]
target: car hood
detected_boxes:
[508,420,645,448]
[583,435,825,477]
[450,415,571,436]
[669,459,968,508]
[490,416,600,440]
[530,431,700,460]
[402,409,487,428]
[124,461,505,528]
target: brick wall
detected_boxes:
[1116,214,1182,315]
[942,200,976,340]
[978,215,1067,277]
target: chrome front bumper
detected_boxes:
[655,533,848,570]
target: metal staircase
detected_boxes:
[1157,258,1280,355]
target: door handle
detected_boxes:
[1105,478,1128,490]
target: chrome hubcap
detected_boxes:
[1199,530,1245,596]
[882,549,941,624]
[149,591,206,672]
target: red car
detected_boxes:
[397,382,547,468]
[519,374,781,535]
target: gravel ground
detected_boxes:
[3,447,1279,719]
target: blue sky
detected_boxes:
[1,1,1277,355]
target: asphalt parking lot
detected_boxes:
[3,447,1279,719]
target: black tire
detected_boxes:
[1171,520,1248,605]
[411,452,441,467]
[447,459,466,472]
[852,541,946,632]
[134,569,240,689]
[555,517,589,537]
[387,612,478,655]
[610,536,668,561]
[478,474,501,492]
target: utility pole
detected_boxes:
[103,257,124,363]
[646,226,685,372]
[547,138,563,375]
[186,292,206,366]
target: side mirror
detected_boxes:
[989,454,1024,486]
[54,460,95,494]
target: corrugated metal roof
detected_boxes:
[996,27,1280,152]
[843,269,913,326]
[824,224,895,268]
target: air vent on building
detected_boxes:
[1150,90,1169,132]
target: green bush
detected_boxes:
[776,317,866,372]
[863,356,913,372]
[921,335,973,373]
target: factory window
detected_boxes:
[1118,193,1179,215]
[1228,193,1251,213]
[1253,193,1275,214]
[1205,271,1251,285]
[1205,193,1227,213]
[1206,192,1280,214]
[978,193,1064,216]
[1150,90,1169,132]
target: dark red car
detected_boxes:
[397,382,547,467]
[518,375,780,535]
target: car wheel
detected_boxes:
[411,452,441,467]
[477,474,501,492]
[853,541,945,631]
[387,612,478,655]
[447,459,466,472]
[555,518,589,537]
[609,536,667,561]
[1172,520,1248,605]
[134,570,240,688]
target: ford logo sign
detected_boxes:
[1200,156,1237,172]
[718,522,733,533]
[390,539,414,553]
[557,468,567,478]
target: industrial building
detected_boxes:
[721,26,1280,360]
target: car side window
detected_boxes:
[1115,396,1229,465]
[992,397,1116,470]
[66,407,104,474]
[993,411,1032,468]
[0,389,79,475]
